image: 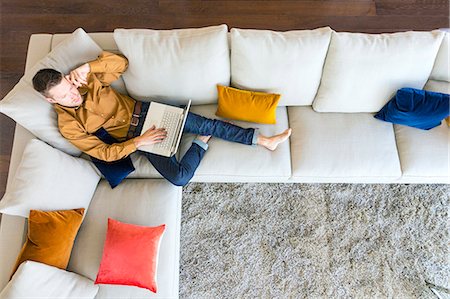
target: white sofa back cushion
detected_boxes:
[0,28,103,156]
[114,25,230,106]
[0,261,99,299]
[313,30,445,113]
[231,27,332,106]
[430,31,449,82]
[0,139,100,218]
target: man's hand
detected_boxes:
[133,126,167,148]
[66,63,90,87]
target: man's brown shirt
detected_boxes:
[55,51,137,162]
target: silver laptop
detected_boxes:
[139,100,191,157]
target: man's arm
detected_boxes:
[67,51,128,87]
[64,129,137,162]
[61,122,167,162]
[88,51,128,86]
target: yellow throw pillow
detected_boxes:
[216,85,281,124]
[446,116,450,127]
[11,208,85,277]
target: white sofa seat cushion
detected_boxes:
[127,153,164,178]
[178,105,291,182]
[391,79,450,183]
[114,25,230,105]
[231,27,332,106]
[288,107,402,182]
[313,30,445,113]
[424,79,450,94]
[394,123,449,183]
[81,149,187,180]
[80,152,165,179]
[68,179,181,299]
[0,261,98,299]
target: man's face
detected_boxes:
[45,77,83,107]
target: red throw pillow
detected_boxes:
[95,218,166,293]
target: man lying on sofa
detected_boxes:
[31,51,291,186]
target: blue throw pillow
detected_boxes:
[374,88,450,130]
[90,156,135,189]
[90,127,135,188]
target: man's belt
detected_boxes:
[127,101,143,139]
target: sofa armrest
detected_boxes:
[24,34,52,73]
[0,214,27,291]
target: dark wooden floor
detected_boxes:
[0,0,448,197]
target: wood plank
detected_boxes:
[159,1,378,17]
[1,14,447,32]
[0,58,27,75]
[376,0,449,15]
[0,75,22,85]
[201,0,374,2]
[0,118,15,199]
[1,0,160,14]
[0,115,15,156]
[0,77,22,99]
[0,30,32,43]
[1,14,166,31]
[0,43,28,57]
[0,169,9,198]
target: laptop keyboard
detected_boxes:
[154,110,180,151]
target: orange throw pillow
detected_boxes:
[11,208,85,276]
[216,85,281,124]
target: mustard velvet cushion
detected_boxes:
[216,85,280,124]
[11,208,85,276]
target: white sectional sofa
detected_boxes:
[0,26,448,298]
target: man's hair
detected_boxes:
[32,68,63,97]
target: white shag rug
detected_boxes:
[180,183,449,298]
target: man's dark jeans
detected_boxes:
[135,111,256,186]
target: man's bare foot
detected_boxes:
[257,128,292,151]
[196,135,211,143]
